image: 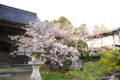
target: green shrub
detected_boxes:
[70,62,101,80]
[77,39,91,60]
[71,68,81,78]
[95,49,120,57]
[94,51,108,56]
[41,72,74,80]
[98,50,120,74]
[74,68,80,72]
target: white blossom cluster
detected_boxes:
[52,23,74,38]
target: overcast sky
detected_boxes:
[1,0,120,30]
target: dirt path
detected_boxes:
[0,68,25,73]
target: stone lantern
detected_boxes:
[29,46,46,80]
[68,51,83,72]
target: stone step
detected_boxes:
[0,71,32,78]
[0,61,11,63]
[0,61,11,64]
[0,61,11,68]
[0,74,11,79]
[0,64,11,67]
[0,63,11,64]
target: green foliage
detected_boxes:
[71,62,101,80]
[95,51,108,56]
[99,54,120,74]
[96,49,120,74]
[71,68,81,78]
[43,20,49,25]
[77,39,91,60]
[43,16,72,28]
[105,53,116,62]
[57,16,71,28]
[70,49,120,80]
[41,72,74,80]
[74,68,80,72]
[95,49,120,57]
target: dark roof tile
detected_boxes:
[0,4,39,24]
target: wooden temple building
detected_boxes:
[84,27,120,54]
[0,4,39,67]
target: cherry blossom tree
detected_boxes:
[9,19,55,54]
[9,19,78,72]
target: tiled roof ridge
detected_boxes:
[0,4,37,16]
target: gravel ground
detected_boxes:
[1,76,81,80]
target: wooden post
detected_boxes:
[113,35,116,50]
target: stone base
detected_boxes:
[68,66,80,71]
[30,66,42,80]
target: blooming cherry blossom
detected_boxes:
[9,19,79,71]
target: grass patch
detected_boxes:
[41,72,74,80]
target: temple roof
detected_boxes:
[0,4,39,25]
[84,27,120,38]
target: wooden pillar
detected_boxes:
[113,35,116,50]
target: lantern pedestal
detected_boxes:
[31,66,41,80]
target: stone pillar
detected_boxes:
[30,66,42,80]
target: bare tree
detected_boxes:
[93,24,108,34]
